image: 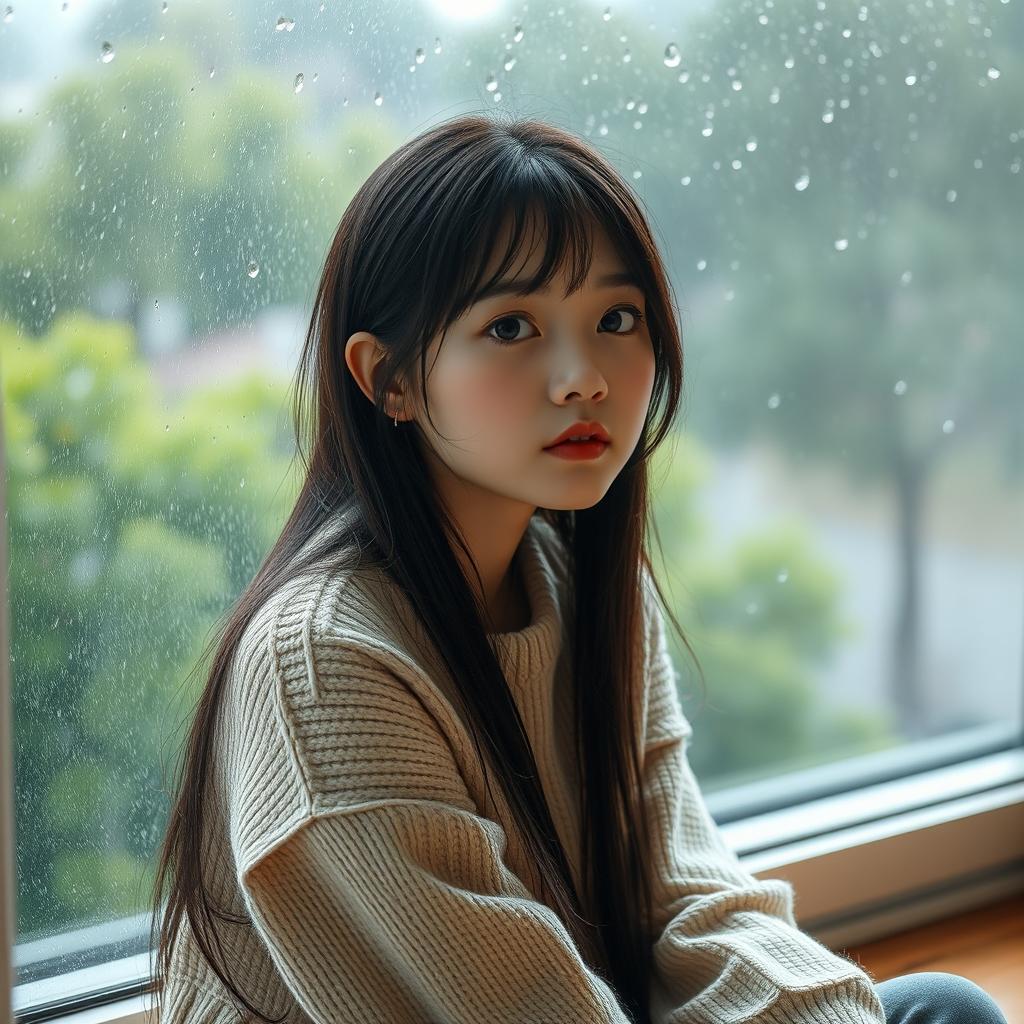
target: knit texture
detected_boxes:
[156,511,886,1024]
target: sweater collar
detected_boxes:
[487,515,565,677]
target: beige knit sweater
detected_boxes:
[156,511,886,1024]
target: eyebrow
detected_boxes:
[471,270,644,305]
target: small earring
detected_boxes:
[394,413,398,427]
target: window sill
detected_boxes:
[15,747,1024,1024]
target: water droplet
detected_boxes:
[239,477,246,488]
[745,137,757,152]
[3,5,13,21]
[893,379,907,396]
[905,73,917,85]
[161,1,168,12]
[784,56,795,69]
[165,423,170,431]
[745,601,760,615]
[942,419,955,434]
[504,56,516,71]
[373,91,383,106]
[732,79,743,91]
[795,172,810,191]
[768,392,781,409]
[293,72,304,93]
[696,258,706,270]
[900,270,913,285]
[777,568,789,584]
[276,15,295,31]
[681,175,692,186]
[834,238,848,251]
[987,67,1000,80]
[414,47,425,64]
[434,36,442,54]
[485,73,498,91]
[512,24,523,42]
[100,41,115,63]
[247,260,260,278]
[209,66,216,78]
[664,43,681,68]
[21,267,30,278]
[602,6,611,21]
[622,48,631,63]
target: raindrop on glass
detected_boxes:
[768,392,781,409]
[946,189,957,202]
[239,477,246,488]
[293,72,304,92]
[513,24,523,42]
[745,137,757,152]
[664,43,681,68]
[777,568,789,584]
[893,379,907,396]
[247,260,260,278]
[942,419,955,434]
[834,238,848,251]
[434,37,442,54]
[276,15,295,31]
[373,91,383,105]
[987,67,1000,80]
[795,172,810,191]
[414,47,425,64]
[485,73,498,92]
[100,41,115,63]
[602,6,611,21]
[3,6,12,22]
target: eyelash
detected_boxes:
[483,304,647,346]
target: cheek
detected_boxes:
[618,344,656,411]
[431,350,528,432]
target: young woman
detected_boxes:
[148,112,1008,1024]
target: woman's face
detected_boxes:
[406,221,657,520]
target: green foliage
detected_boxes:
[1,312,298,937]
[649,434,895,783]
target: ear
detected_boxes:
[344,331,409,422]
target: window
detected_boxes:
[2,0,1021,1020]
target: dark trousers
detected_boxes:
[876,972,1010,1024]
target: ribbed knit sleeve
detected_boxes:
[639,590,886,1024]
[228,592,633,1024]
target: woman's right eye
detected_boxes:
[485,314,531,345]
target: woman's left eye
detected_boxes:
[600,304,646,334]
[484,304,646,346]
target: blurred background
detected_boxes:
[1,0,1022,998]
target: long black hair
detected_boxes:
[149,109,703,1024]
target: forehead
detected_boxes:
[476,211,623,287]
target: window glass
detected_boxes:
[1,0,1021,991]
